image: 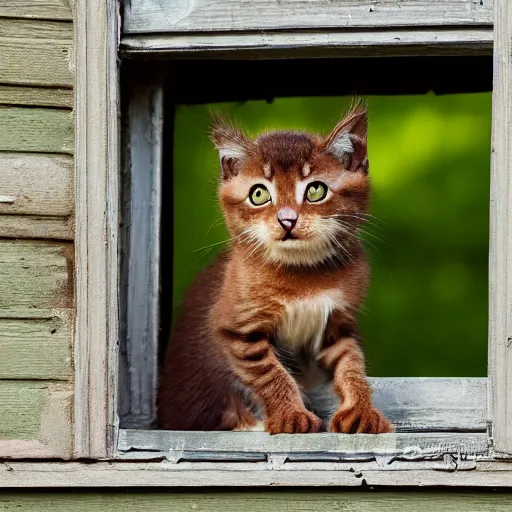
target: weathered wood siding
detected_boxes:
[0,0,75,459]
[123,0,493,33]
[0,492,512,511]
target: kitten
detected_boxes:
[158,100,392,434]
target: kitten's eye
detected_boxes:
[249,185,271,206]
[306,182,328,203]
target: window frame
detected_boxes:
[73,0,512,482]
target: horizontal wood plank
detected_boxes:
[123,0,493,34]
[6,461,512,488]
[0,241,73,309]
[0,154,74,216]
[121,28,493,58]
[0,19,73,87]
[0,311,72,380]
[0,107,73,153]
[0,0,73,21]
[0,85,73,108]
[0,18,72,40]
[0,215,74,240]
[2,491,512,509]
[0,382,44,440]
[119,430,490,460]
[0,382,73,458]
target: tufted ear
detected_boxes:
[321,99,369,173]
[209,113,253,180]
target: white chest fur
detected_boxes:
[277,291,343,355]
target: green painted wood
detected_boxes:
[0,315,72,380]
[0,215,74,240]
[0,19,72,40]
[0,492,511,511]
[0,0,72,21]
[0,154,74,216]
[0,382,45,440]
[0,19,73,87]
[0,241,73,309]
[0,85,73,108]
[0,107,73,153]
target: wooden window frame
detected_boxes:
[67,0,512,488]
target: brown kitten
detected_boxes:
[158,100,392,434]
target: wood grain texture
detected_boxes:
[0,154,73,216]
[489,0,512,457]
[0,19,73,87]
[123,0,493,34]
[0,0,73,20]
[122,28,493,58]
[0,382,73,459]
[0,215,74,240]
[0,382,44,440]
[0,241,73,310]
[74,0,120,458]
[0,85,73,108]
[0,18,72,40]
[1,492,512,510]
[4,461,512,488]
[119,73,164,430]
[0,492,505,510]
[119,430,490,461]
[0,312,72,380]
[0,107,73,153]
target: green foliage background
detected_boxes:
[173,93,491,377]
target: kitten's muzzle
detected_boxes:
[277,207,298,233]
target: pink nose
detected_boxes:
[277,207,298,231]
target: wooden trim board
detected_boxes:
[118,431,490,462]
[3,461,512,488]
[488,0,512,457]
[121,28,493,58]
[74,0,120,458]
[119,70,164,430]
[123,0,493,34]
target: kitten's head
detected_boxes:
[210,100,370,267]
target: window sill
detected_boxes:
[2,460,512,488]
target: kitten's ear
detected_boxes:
[321,99,369,173]
[209,113,252,180]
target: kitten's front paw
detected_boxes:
[329,404,392,434]
[265,409,324,434]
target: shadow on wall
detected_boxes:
[171,92,491,378]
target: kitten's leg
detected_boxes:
[317,337,392,434]
[224,335,324,434]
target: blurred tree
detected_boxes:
[172,92,491,377]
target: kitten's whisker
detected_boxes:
[357,228,394,250]
[194,238,233,253]
[195,228,255,255]
[331,214,386,233]
[204,217,225,237]
[333,217,393,251]
[326,231,351,261]
[339,212,387,225]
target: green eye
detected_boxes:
[306,182,328,203]
[249,185,271,206]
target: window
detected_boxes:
[75,0,512,483]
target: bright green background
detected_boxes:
[173,93,491,377]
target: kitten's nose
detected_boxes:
[277,207,298,231]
